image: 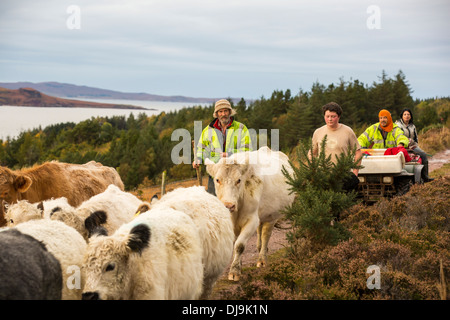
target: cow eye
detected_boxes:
[105,263,115,272]
[215,178,220,184]
[9,219,14,224]
[236,179,241,185]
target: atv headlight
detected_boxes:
[382,176,393,184]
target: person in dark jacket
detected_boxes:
[395,108,433,182]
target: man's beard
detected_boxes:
[219,116,230,126]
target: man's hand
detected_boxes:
[192,159,200,169]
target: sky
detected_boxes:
[0,0,449,100]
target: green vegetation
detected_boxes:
[0,70,448,191]
[282,137,360,254]
[216,177,450,300]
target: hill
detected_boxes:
[0,81,221,103]
[0,87,150,110]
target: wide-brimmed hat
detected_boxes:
[213,99,236,118]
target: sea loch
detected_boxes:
[0,99,206,140]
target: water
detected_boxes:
[0,99,208,140]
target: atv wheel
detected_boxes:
[394,177,413,196]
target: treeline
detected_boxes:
[1,70,448,191]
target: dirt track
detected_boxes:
[428,149,450,172]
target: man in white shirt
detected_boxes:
[310,102,362,192]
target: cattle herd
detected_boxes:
[0,147,294,300]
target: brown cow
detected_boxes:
[0,161,124,227]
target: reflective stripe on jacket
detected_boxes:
[357,122,409,149]
[196,118,252,163]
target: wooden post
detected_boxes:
[161,170,166,196]
[192,140,202,186]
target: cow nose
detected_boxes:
[82,291,100,300]
[224,203,236,212]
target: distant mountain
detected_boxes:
[0,81,219,103]
[0,87,151,110]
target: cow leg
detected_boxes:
[256,223,263,253]
[256,221,275,268]
[228,215,259,281]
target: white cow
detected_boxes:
[3,200,43,227]
[40,197,73,219]
[82,208,204,300]
[14,219,87,300]
[206,146,295,281]
[139,186,234,299]
[3,197,73,227]
[50,184,143,239]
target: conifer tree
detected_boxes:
[282,136,361,257]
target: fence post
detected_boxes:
[161,170,166,196]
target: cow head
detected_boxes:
[82,224,151,300]
[206,155,261,213]
[0,166,33,205]
[3,200,43,227]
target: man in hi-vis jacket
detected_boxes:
[192,99,252,195]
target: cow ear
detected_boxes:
[205,160,216,177]
[14,175,32,193]
[2,200,9,213]
[127,224,151,254]
[37,201,44,215]
[85,210,107,237]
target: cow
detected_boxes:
[82,208,204,300]
[51,184,143,240]
[138,186,234,299]
[3,200,43,226]
[0,228,62,300]
[14,219,87,300]
[0,161,124,227]
[1,197,73,227]
[206,146,295,281]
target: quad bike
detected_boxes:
[357,148,425,204]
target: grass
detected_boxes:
[419,126,450,155]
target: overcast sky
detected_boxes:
[0,0,449,100]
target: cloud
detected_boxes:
[0,0,449,98]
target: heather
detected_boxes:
[217,175,449,300]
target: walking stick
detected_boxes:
[192,140,202,186]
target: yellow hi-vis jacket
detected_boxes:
[358,122,409,149]
[196,118,252,163]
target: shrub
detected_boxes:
[218,177,449,300]
[282,137,360,255]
